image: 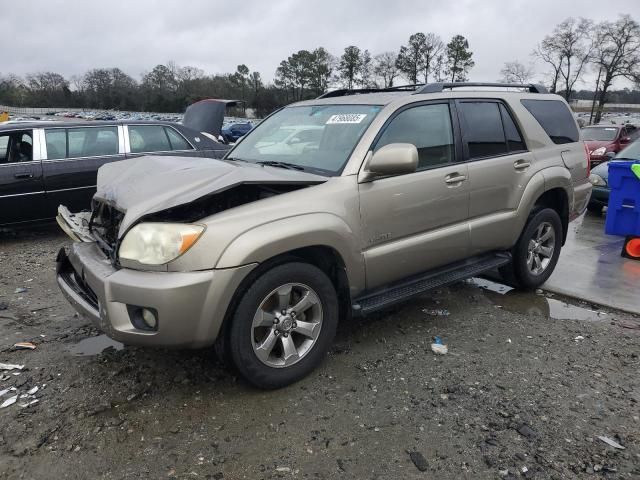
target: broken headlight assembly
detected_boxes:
[118,223,205,265]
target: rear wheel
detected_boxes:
[500,208,563,289]
[228,262,338,389]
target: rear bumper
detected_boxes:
[570,180,592,221]
[56,243,255,348]
[589,186,610,206]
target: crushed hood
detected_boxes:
[95,156,328,235]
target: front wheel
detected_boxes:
[228,262,338,389]
[500,208,563,289]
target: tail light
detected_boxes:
[583,141,591,177]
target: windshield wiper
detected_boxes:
[256,160,305,171]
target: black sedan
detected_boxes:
[0,119,230,226]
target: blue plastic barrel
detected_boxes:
[605,160,640,237]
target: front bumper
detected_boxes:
[589,186,610,207]
[56,242,255,348]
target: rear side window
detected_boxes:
[374,103,454,170]
[45,127,119,159]
[45,129,66,160]
[129,125,171,153]
[458,102,508,158]
[68,127,118,158]
[521,99,579,144]
[164,127,192,150]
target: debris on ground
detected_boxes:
[423,308,450,316]
[408,451,429,471]
[597,435,625,450]
[14,342,36,350]
[574,335,585,341]
[430,336,448,355]
[14,288,28,294]
[0,362,24,371]
[1,394,18,408]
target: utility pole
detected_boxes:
[589,66,603,126]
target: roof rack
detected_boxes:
[316,84,423,99]
[414,82,548,94]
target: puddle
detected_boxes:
[67,334,124,356]
[469,278,608,322]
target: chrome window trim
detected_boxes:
[0,190,46,199]
[46,185,96,193]
[42,153,124,164]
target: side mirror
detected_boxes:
[364,143,418,180]
[605,151,616,159]
[621,136,631,144]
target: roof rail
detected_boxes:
[414,82,548,94]
[317,84,424,99]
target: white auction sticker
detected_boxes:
[326,114,367,124]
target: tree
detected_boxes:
[535,18,594,101]
[423,33,444,83]
[308,47,334,95]
[591,14,640,123]
[445,35,474,82]
[24,72,70,106]
[396,33,426,83]
[338,46,363,89]
[500,61,534,83]
[374,52,399,88]
[358,50,374,87]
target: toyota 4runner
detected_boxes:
[56,82,591,388]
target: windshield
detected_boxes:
[617,138,640,160]
[227,104,383,175]
[582,126,619,141]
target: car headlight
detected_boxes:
[119,223,205,265]
[591,147,607,156]
[589,173,607,187]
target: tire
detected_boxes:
[587,203,602,215]
[228,262,338,389]
[500,208,563,290]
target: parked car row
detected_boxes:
[0,120,229,225]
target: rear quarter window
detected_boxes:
[520,99,579,145]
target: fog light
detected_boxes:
[141,308,158,329]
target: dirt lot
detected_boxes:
[0,226,639,479]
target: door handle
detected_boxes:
[445,173,467,185]
[514,160,531,171]
[14,173,33,179]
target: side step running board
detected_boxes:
[352,252,511,315]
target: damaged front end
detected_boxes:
[57,155,328,266]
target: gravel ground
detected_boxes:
[0,226,639,479]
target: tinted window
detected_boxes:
[68,127,118,158]
[499,104,526,152]
[0,134,8,162]
[45,129,66,159]
[129,125,171,153]
[521,99,579,144]
[165,127,192,150]
[458,102,508,159]
[374,103,454,170]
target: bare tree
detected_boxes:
[535,18,594,100]
[500,60,534,83]
[423,33,444,83]
[373,52,399,87]
[591,14,640,123]
[533,38,564,93]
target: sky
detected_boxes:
[2,0,639,89]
